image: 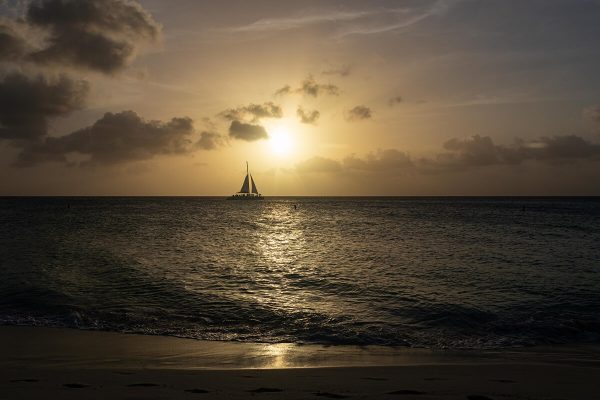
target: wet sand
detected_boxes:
[1,326,599,399]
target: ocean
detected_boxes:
[1,197,599,349]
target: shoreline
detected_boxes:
[2,326,599,399]
[2,325,600,370]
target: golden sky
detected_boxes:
[1,0,600,195]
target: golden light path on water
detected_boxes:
[255,204,308,312]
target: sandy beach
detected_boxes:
[1,326,598,400]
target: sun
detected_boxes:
[267,122,294,156]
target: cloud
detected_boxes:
[297,107,320,125]
[388,96,403,106]
[336,0,458,38]
[226,2,456,38]
[227,9,373,33]
[583,105,600,124]
[322,64,352,77]
[195,131,223,150]
[296,134,600,175]
[424,134,600,171]
[344,149,413,171]
[296,156,342,173]
[346,105,372,121]
[430,135,514,168]
[228,120,268,141]
[299,75,340,97]
[0,23,27,59]
[275,76,340,98]
[220,102,282,123]
[0,72,89,142]
[525,135,600,162]
[274,85,291,96]
[7,0,162,74]
[0,1,201,169]
[16,111,195,166]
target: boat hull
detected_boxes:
[227,195,264,200]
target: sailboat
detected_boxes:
[227,162,264,200]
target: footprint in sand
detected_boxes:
[362,377,388,381]
[63,383,90,389]
[185,388,210,393]
[247,387,284,393]
[127,383,161,387]
[313,391,349,399]
[387,390,427,395]
[491,379,515,383]
[10,379,39,383]
[467,396,494,400]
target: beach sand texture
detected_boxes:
[2,327,599,399]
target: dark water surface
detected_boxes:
[1,197,599,348]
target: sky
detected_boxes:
[1,0,600,195]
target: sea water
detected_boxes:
[1,197,599,348]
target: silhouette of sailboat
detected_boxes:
[228,162,264,200]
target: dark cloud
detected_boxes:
[23,0,161,73]
[276,76,340,97]
[296,156,341,173]
[344,149,413,171]
[16,111,194,166]
[274,85,291,96]
[583,105,600,124]
[228,120,268,141]
[297,106,320,125]
[425,134,600,171]
[346,105,372,121]
[300,75,340,97]
[220,102,282,123]
[388,96,403,106]
[432,135,514,168]
[0,23,27,59]
[196,131,223,150]
[296,135,600,175]
[524,135,600,162]
[0,72,89,141]
[322,64,352,77]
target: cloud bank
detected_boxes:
[296,134,600,175]
[0,72,89,141]
[17,111,195,166]
[0,0,209,168]
[18,0,161,73]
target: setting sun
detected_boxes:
[267,122,294,156]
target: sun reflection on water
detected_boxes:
[254,203,308,309]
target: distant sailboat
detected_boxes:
[228,162,264,200]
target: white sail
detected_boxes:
[239,174,250,193]
[250,175,258,194]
